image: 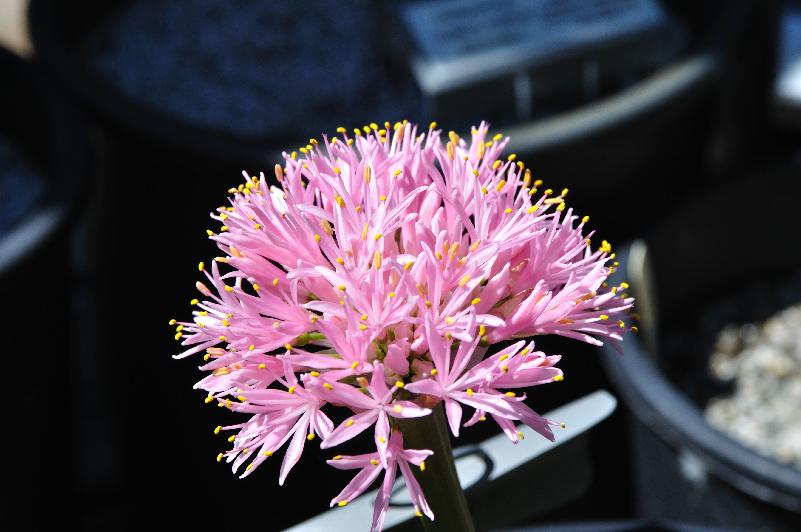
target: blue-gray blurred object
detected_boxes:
[773,1,801,124]
[0,133,45,237]
[82,0,422,139]
[401,0,686,124]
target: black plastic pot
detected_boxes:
[0,48,89,528]
[601,165,801,530]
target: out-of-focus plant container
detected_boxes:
[601,166,801,531]
[397,0,776,240]
[0,47,89,529]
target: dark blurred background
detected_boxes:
[1,0,799,530]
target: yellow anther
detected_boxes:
[481,186,489,195]
[252,283,260,291]
[284,343,293,351]
[419,460,427,471]
[618,320,626,328]
[169,318,177,326]
[526,205,539,214]
[314,233,321,242]
[174,332,183,341]
[599,314,609,320]
[393,404,403,413]
[310,371,320,377]
[197,261,205,272]
[501,365,509,372]
[520,348,529,356]
[338,501,349,507]
[273,278,279,286]
[378,437,387,443]
[333,167,341,175]
[346,419,354,427]
[492,160,502,170]
[388,291,396,298]
[306,433,315,441]
[291,151,297,160]
[430,368,438,376]
[361,223,369,240]
[620,282,630,289]
[471,297,481,305]
[335,195,344,207]
[493,133,503,141]
[582,215,590,224]
[631,326,639,333]
[517,431,525,440]
[288,386,296,394]
[321,219,333,235]
[336,127,347,134]
[504,208,513,214]
[351,361,360,369]
[425,300,432,308]
[264,451,273,457]
[466,388,474,396]
[238,395,247,402]
[227,435,236,443]
[364,166,371,183]
[507,153,517,161]
[373,232,382,241]
[379,195,387,201]
[224,285,234,293]
[429,121,437,129]
[556,203,566,212]
[372,250,382,269]
[479,416,487,422]
[435,251,443,260]
[217,452,224,462]
[323,383,334,391]
[204,395,214,404]
[599,240,612,254]
[395,381,405,389]
[337,285,346,291]
[561,188,569,197]
[394,169,402,177]
[479,325,486,337]
[222,319,230,327]
[274,164,284,181]
[458,274,471,287]
[258,363,266,369]
[505,391,516,397]
[553,374,564,382]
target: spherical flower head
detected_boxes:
[172,121,634,530]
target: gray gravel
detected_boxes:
[705,303,801,468]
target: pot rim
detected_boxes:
[601,242,801,514]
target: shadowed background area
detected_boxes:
[2,1,799,530]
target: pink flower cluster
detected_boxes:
[172,121,633,530]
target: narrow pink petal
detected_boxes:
[399,448,434,466]
[399,460,434,521]
[279,412,310,485]
[327,452,380,470]
[375,411,391,468]
[321,410,379,449]
[444,399,463,437]
[386,401,432,419]
[330,462,384,507]
[372,462,397,532]
[403,378,445,397]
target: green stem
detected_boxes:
[397,404,476,532]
